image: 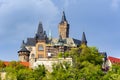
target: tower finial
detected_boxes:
[37,21,43,34]
[81,32,87,45]
[21,40,25,48]
[61,11,67,23]
[18,40,30,53]
[22,40,25,44]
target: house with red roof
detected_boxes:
[108,56,120,64]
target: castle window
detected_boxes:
[48,53,52,57]
[38,45,44,51]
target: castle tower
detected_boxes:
[35,22,47,58]
[58,11,69,39]
[81,32,87,45]
[18,40,30,62]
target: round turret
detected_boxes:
[18,41,30,62]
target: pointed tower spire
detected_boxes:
[81,32,87,45]
[61,11,67,23]
[37,22,43,34]
[20,40,25,48]
[59,11,69,39]
[35,21,46,40]
[19,40,29,53]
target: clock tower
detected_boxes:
[58,11,69,39]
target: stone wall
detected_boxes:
[32,58,72,72]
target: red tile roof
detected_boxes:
[3,61,29,67]
[4,61,9,66]
[20,62,29,67]
[108,56,120,64]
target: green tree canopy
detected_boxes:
[1,45,120,80]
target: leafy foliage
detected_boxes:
[0,60,5,71]
[33,65,46,80]
[4,61,46,80]
[48,62,73,80]
[47,44,104,80]
[1,45,120,80]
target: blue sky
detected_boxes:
[0,0,120,61]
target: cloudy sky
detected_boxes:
[0,0,120,61]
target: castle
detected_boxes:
[18,11,87,62]
[17,11,88,70]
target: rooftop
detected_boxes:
[108,56,120,64]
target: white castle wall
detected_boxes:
[32,58,72,72]
[26,46,36,59]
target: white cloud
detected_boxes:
[111,0,120,10]
[0,0,59,60]
[0,0,59,35]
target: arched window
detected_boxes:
[38,45,44,51]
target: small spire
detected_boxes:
[61,11,67,23]
[22,40,25,44]
[44,31,47,38]
[81,32,87,45]
[37,21,43,34]
[35,21,46,40]
[20,40,25,48]
[18,40,30,53]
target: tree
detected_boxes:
[0,60,5,71]
[69,44,103,69]
[49,44,104,80]
[5,61,31,80]
[48,62,73,80]
[33,65,46,80]
[5,61,47,80]
[3,44,120,80]
[17,68,34,80]
[5,66,17,80]
[102,64,120,80]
